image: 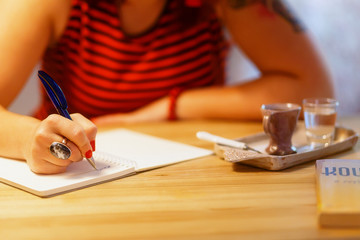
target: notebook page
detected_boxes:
[0,154,134,196]
[95,129,213,171]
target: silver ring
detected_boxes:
[50,139,71,160]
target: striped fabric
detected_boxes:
[36,0,227,119]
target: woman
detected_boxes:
[0,0,333,174]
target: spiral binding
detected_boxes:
[92,151,138,169]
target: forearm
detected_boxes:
[189,0,333,121]
[0,106,40,160]
[176,71,333,121]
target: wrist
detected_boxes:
[168,87,184,121]
[22,118,41,161]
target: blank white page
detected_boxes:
[95,129,213,171]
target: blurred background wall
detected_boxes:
[9,0,360,116]
[227,0,360,116]
[291,0,360,116]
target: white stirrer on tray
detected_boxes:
[196,131,262,153]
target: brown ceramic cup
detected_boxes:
[261,103,301,155]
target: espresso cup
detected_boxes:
[261,103,301,155]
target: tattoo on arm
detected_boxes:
[270,0,304,32]
[227,0,304,32]
[227,0,257,9]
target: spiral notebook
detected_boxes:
[0,129,213,197]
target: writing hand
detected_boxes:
[24,113,97,174]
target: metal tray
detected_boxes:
[214,124,359,170]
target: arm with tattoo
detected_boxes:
[227,0,304,32]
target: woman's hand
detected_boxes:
[92,97,169,126]
[24,113,97,174]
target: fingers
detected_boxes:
[27,114,97,174]
[45,114,96,159]
[71,113,97,151]
[46,137,83,165]
[28,135,81,174]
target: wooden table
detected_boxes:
[1,116,359,240]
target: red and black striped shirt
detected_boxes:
[36,0,227,119]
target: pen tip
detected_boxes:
[87,157,98,170]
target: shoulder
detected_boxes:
[0,0,72,23]
[46,0,73,45]
[212,0,305,35]
[0,0,72,46]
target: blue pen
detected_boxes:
[38,70,97,170]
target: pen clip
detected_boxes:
[38,71,71,119]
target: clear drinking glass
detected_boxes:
[303,98,339,148]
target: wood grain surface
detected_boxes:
[0,117,359,240]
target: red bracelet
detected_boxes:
[168,87,184,121]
